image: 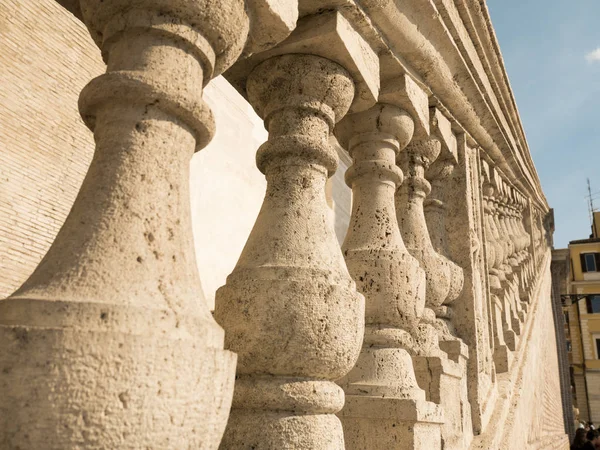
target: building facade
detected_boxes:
[0,1,569,449]
[558,212,600,425]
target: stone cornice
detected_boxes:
[55,0,548,210]
[357,0,547,211]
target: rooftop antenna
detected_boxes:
[587,178,597,228]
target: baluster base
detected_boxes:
[0,298,235,449]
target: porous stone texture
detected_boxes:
[0,0,251,447]
[215,54,364,449]
[335,103,443,448]
[0,0,569,449]
[444,137,497,434]
[470,256,570,450]
[481,160,517,369]
[397,134,464,326]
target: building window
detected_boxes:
[564,312,570,324]
[581,252,600,272]
[596,339,600,359]
[566,340,572,352]
[586,295,600,313]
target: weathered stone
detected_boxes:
[379,74,430,138]
[0,1,569,448]
[226,11,380,114]
[397,133,463,321]
[481,159,517,368]
[0,0,250,447]
[244,0,298,53]
[444,136,497,434]
[335,102,443,449]
[215,53,364,449]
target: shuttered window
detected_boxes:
[580,253,600,272]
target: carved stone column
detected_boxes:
[443,139,496,434]
[412,119,475,450]
[0,1,250,448]
[396,116,463,346]
[515,193,534,304]
[215,11,379,448]
[481,162,513,372]
[505,190,526,309]
[494,184,524,336]
[519,195,534,296]
[215,53,365,448]
[424,149,464,333]
[485,186,519,347]
[335,103,442,449]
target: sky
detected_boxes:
[486,0,600,248]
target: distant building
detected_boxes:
[559,211,600,423]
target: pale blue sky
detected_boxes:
[487,0,600,248]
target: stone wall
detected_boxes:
[468,260,569,449]
[0,0,102,298]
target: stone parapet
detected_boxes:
[0,0,566,448]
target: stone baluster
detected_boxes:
[523,198,538,290]
[481,161,514,371]
[506,188,523,263]
[537,209,545,265]
[396,109,472,449]
[397,108,464,344]
[495,179,525,334]
[0,1,257,447]
[420,124,474,449]
[525,208,533,283]
[488,176,521,341]
[335,98,442,449]
[518,194,534,295]
[510,190,531,308]
[214,11,379,448]
[503,186,527,318]
[424,141,464,334]
[514,194,531,316]
[443,138,495,435]
[516,194,530,266]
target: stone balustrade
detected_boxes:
[0,0,564,449]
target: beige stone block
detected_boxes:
[227,11,379,114]
[244,0,298,53]
[380,74,430,138]
[431,106,457,163]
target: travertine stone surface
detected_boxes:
[0,1,569,448]
[444,139,496,434]
[481,161,515,372]
[0,1,250,447]
[244,0,299,53]
[397,134,464,322]
[420,136,473,449]
[335,103,442,448]
[492,173,524,344]
[424,145,463,332]
[225,11,380,114]
[470,253,568,450]
[413,348,473,450]
[215,54,364,449]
